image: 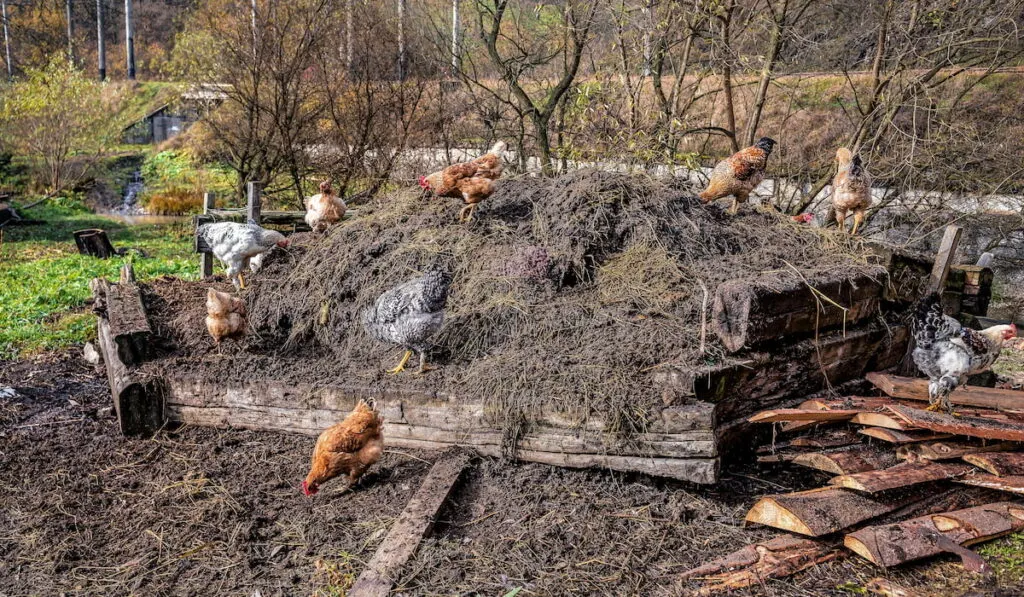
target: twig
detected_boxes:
[384,449,433,465]
[13,417,85,429]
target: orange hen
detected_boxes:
[205,288,246,348]
[302,400,383,496]
[419,141,506,222]
[699,137,776,215]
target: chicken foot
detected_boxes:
[237,272,247,290]
[387,350,413,374]
[458,203,478,222]
[851,211,865,235]
[414,351,437,375]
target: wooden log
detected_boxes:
[96,309,164,436]
[867,372,1024,411]
[678,534,840,596]
[830,461,973,493]
[73,228,118,258]
[887,405,1024,442]
[845,502,1024,569]
[94,266,152,366]
[898,441,1015,462]
[712,274,882,353]
[349,448,472,597]
[859,428,952,444]
[956,474,1024,495]
[866,578,925,597]
[791,446,898,475]
[745,487,921,537]
[963,452,1024,476]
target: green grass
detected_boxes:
[978,531,1024,583]
[0,198,196,358]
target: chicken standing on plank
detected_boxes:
[197,220,289,289]
[699,137,776,215]
[205,288,246,349]
[419,140,506,222]
[912,292,1016,413]
[304,179,347,233]
[362,267,451,375]
[302,400,383,496]
[832,147,872,234]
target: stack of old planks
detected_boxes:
[682,371,1024,596]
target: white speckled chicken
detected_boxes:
[198,221,289,289]
[362,268,452,374]
[913,292,1016,413]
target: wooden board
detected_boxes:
[712,274,882,353]
[898,441,1015,462]
[850,411,915,431]
[749,409,861,423]
[679,534,840,595]
[956,474,1024,495]
[745,487,921,537]
[96,312,164,436]
[349,448,472,597]
[830,461,973,493]
[859,427,952,444]
[867,372,1024,412]
[888,405,1024,442]
[790,430,863,449]
[845,501,1024,568]
[963,452,1024,476]
[791,446,898,475]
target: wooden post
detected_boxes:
[246,181,262,224]
[96,0,105,81]
[124,0,135,80]
[200,192,214,278]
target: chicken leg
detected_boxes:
[238,272,247,290]
[387,349,413,374]
[851,210,865,235]
[414,350,436,375]
[458,203,478,222]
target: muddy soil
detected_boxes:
[1,353,1021,596]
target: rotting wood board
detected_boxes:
[744,486,923,537]
[349,448,472,597]
[887,405,1024,442]
[845,501,1024,569]
[962,452,1024,476]
[956,474,1024,496]
[830,461,974,493]
[678,534,840,596]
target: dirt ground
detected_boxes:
[3,352,1024,597]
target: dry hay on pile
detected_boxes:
[152,170,885,446]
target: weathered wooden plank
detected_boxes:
[845,501,1024,569]
[859,427,952,445]
[712,274,882,353]
[200,192,215,278]
[898,441,1015,462]
[92,264,153,366]
[744,487,920,537]
[963,452,1024,476]
[850,412,916,431]
[867,372,1024,412]
[956,474,1024,495]
[931,226,964,293]
[679,534,841,596]
[749,409,861,423]
[790,430,863,449]
[830,461,973,493]
[97,312,164,436]
[791,446,898,475]
[349,448,472,597]
[888,405,1024,442]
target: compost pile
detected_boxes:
[148,170,885,440]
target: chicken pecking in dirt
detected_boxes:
[304,179,347,233]
[699,137,776,215]
[419,140,506,222]
[197,220,289,289]
[912,292,1016,413]
[205,288,246,349]
[302,400,383,496]
[362,267,452,375]
[832,147,872,235]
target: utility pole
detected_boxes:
[124,0,135,79]
[97,0,106,80]
[1,0,11,81]
[66,0,74,62]
[450,0,459,74]
[397,0,406,81]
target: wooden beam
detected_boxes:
[745,487,921,537]
[897,441,1015,462]
[830,461,973,493]
[859,427,952,444]
[679,534,840,596]
[930,225,964,293]
[957,474,1024,495]
[963,452,1024,476]
[867,372,1024,411]
[845,502,1024,569]
[246,180,262,224]
[349,448,472,597]
[791,446,897,475]
[888,405,1024,442]
[200,192,214,278]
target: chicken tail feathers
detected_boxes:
[913,291,953,346]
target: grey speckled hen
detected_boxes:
[362,268,452,374]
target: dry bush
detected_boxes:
[143,187,203,215]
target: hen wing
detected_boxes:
[455,177,494,204]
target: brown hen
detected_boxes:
[302,400,383,496]
[419,141,506,222]
[699,137,776,215]
[205,288,246,348]
[832,147,872,235]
